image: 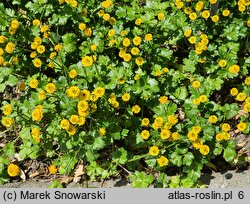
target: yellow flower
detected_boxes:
[192,126,202,134]
[45,83,56,94]
[247,20,250,27]
[237,122,247,132]
[135,18,142,25]
[3,104,13,116]
[209,115,218,124]
[31,128,40,143]
[54,44,63,51]
[157,156,169,167]
[132,105,141,114]
[236,92,247,102]
[154,117,163,127]
[0,35,7,43]
[245,76,250,85]
[188,131,198,141]
[175,1,184,9]
[141,130,150,140]
[108,29,116,37]
[5,42,15,54]
[60,119,70,130]
[230,88,238,96]
[218,59,227,67]
[70,115,79,125]
[94,87,105,98]
[32,106,43,122]
[1,117,14,127]
[11,19,19,29]
[37,45,45,54]
[134,73,140,80]
[199,95,207,103]
[222,9,230,17]
[167,114,178,125]
[101,0,112,8]
[209,0,217,4]
[99,127,106,136]
[122,93,130,102]
[48,165,58,174]
[33,58,42,68]
[33,19,40,26]
[193,138,203,149]
[244,103,250,112]
[189,12,197,21]
[188,36,196,44]
[103,13,110,21]
[192,80,200,89]
[216,133,224,141]
[66,86,80,98]
[122,38,131,47]
[67,124,77,135]
[160,129,171,140]
[222,132,230,141]
[158,13,165,20]
[40,25,49,33]
[131,47,140,56]
[222,123,231,132]
[229,64,240,74]
[69,69,77,79]
[121,30,128,37]
[211,15,219,23]
[149,146,159,156]
[29,79,39,89]
[135,57,144,66]
[201,10,210,19]
[144,33,152,42]
[193,98,201,106]
[238,5,246,12]
[133,36,142,46]
[30,51,37,58]
[159,96,169,104]
[184,29,192,37]
[78,23,86,31]
[184,7,192,15]
[199,145,210,155]
[78,100,89,112]
[141,118,150,127]
[82,56,93,67]
[38,90,46,100]
[123,53,132,62]
[172,132,180,141]
[79,89,90,100]
[98,9,105,17]
[78,116,86,125]
[7,164,20,177]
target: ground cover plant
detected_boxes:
[0,0,249,188]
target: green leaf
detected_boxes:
[183,152,194,166]
[222,103,239,119]
[93,137,106,150]
[223,146,236,163]
[111,148,128,164]
[174,86,188,100]
[57,154,77,174]
[170,152,182,167]
[48,179,63,188]
[3,142,15,158]
[129,171,154,188]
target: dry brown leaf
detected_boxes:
[29,171,40,178]
[235,109,248,120]
[73,164,85,183]
[20,169,26,181]
[60,176,73,185]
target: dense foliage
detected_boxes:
[0,0,249,187]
